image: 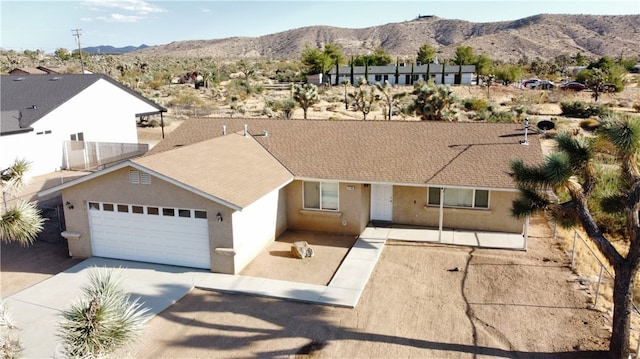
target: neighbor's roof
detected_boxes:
[133,132,293,209]
[0,74,166,136]
[148,118,543,190]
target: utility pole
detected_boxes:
[71,28,85,74]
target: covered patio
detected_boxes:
[368,225,526,250]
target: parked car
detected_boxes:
[559,82,586,91]
[530,80,555,90]
[522,78,541,88]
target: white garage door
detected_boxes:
[88,202,211,269]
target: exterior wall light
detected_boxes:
[216,212,223,222]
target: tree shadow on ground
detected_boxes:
[144,288,607,359]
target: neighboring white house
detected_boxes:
[327,64,476,86]
[0,74,166,176]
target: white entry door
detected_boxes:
[370,184,393,222]
[88,202,211,269]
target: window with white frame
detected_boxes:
[428,187,489,209]
[303,181,339,211]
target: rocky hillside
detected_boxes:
[135,14,640,62]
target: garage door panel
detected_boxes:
[89,203,210,269]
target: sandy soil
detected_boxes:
[106,216,610,358]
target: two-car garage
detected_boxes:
[87,201,211,269]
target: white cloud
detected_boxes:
[199,7,211,13]
[97,13,145,23]
[80,0,166,23]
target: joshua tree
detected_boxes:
[375,80,407,120]
[342,80,350,110]
[409,82,458,121]
[292,83,320,120]
[349,78,379,121]
[510,115,640,358]
[58,268,149,358]
[1,159,44,245]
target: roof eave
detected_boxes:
[0,127,34,136]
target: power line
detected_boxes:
[71,29,85,74]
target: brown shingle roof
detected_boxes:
[134,131,293,209]
[147,118,544,190]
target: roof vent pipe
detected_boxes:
[222,125,226,136]
[263,130,268,137]
[520,118,529,146]
[244,124,248,137]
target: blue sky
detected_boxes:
[1,0,638,52]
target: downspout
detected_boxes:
[160,112,165,139]
[438,187,444,242]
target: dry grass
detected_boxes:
[555,224,640,351]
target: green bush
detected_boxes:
[560,101,610,118]
[462,98,489,111]
[484,110,515,123]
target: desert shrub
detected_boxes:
[280,98,296,120]
[226,79,263,100]
[526,107,542,115]
[560,101,610,118]
[462,97,489,111]
[148,79,165,90]
[543,129,558,139]
[484,110,515,123]
[328,115,340,121]
[633,101,640,113]
[167,91,204,108]
[325,94,343,103]
[579,118,601,131]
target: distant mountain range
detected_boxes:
[82,44,149,55]
[128,14,639,62]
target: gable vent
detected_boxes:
[140,172,151,185]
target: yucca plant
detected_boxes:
[0,300,23,359]
[0,200,44,246]
[0,159,30,193]
[1,159,45,246]
[58,269,149,358]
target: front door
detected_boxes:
[370,184,393,222]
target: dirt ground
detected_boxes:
[106,216,609,358]
[0,216,612,358]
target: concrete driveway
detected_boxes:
[6,257,209,358]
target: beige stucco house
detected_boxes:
[40,118,543,274]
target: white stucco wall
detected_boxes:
[0,79,160,177]
[231,188,281,273]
